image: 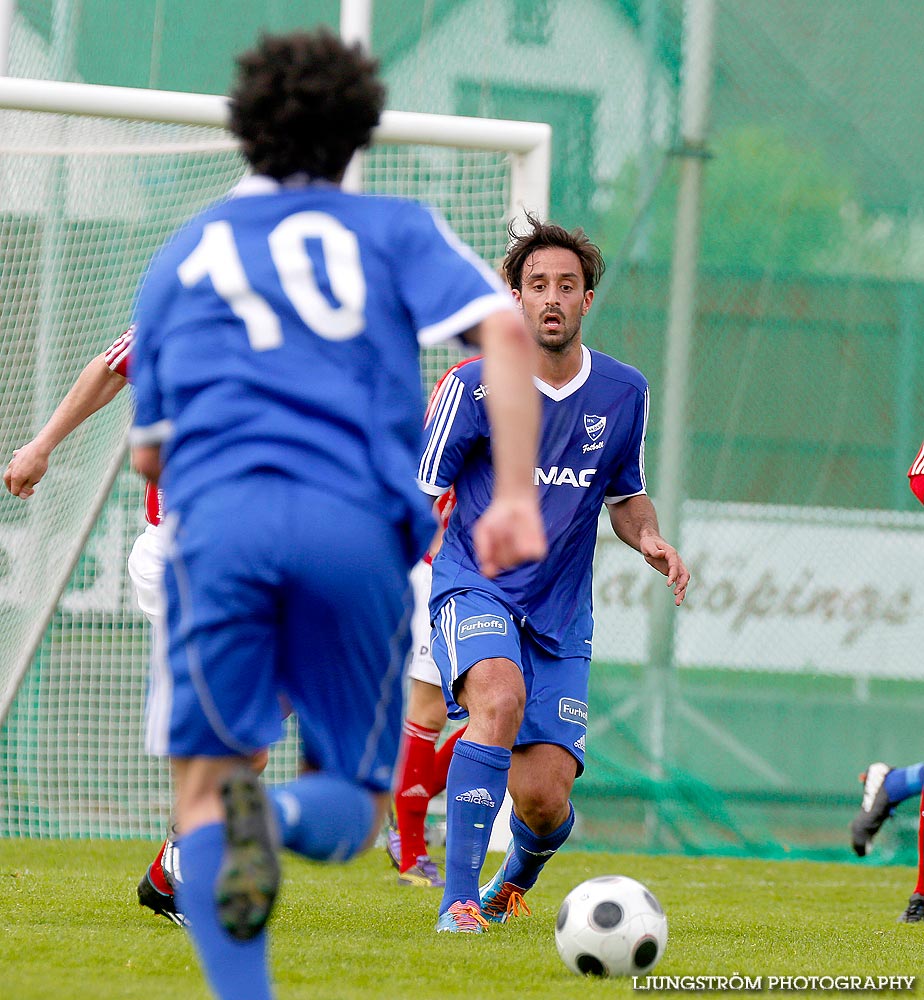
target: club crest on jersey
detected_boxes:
[457,614,508,640]
[584,414,606,441]
[559,697,588,726]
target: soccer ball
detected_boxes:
[555,875,668,977]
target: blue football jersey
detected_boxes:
[419,344,649,656]
[129,175,512,558]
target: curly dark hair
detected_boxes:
[229,28,386,181]
[502,212,605,292]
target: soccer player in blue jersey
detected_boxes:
[128,29,545,1000]
[419,213,690,933]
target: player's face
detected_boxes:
[512,247,593,355]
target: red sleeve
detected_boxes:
[910,475,924,506]
[144,483,163,525]
[422,488,457,565]
[909,441,924,506]
[103,327,134,378]
[423,355,482,423]
[435,486,457,528]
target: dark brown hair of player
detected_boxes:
[502,211,606,293]
[229,27,386,181]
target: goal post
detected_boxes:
[0,76,550,219]
[0,78,550,838]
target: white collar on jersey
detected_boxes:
[230,173,340,198]
[534,344,592,401]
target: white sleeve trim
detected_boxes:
[911,441,924,476]
[103,325,135,372]
[604,489,648,506]
[418,372,465,487]
[129,420,173,446]
[418,292,515,347]
[603,387,650,505]
[417,479,448,497]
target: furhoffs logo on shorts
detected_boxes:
[457,614,508,640]
[559,698,588,725]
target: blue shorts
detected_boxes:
[151,477,411,792]
[431,589,589,775]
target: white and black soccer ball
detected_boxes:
[555,875,667,977]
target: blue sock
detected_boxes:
[269,773,375,861]
[175,823,273,1000]
[502,802,574,891]
[439,739,511,914]
[884,764,924,805]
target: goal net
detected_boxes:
[0,79,549,838]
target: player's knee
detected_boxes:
[483,686,526,735]
[460,668,525,724]
[328,788,383,862]
[513,789,571,837]
[271,774,378,862]
[407,680,448,731]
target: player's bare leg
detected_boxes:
[480,743,577,923]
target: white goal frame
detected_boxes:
[0,76,550,218]
[0,77,550,732]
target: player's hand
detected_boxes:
[131,444,162,484]
[472,495,547,579]
[639,532,690,606]
[4,443,49,499]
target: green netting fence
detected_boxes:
[2,0,924,866]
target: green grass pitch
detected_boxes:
[2,840,921,998]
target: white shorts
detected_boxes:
[127,523,172,755]
[127,522,168,626]
[406,558,441,687]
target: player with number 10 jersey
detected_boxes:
[131,181,509,556]
[126,30,544,1000]
[130,177,518,758]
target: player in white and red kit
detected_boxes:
[103,331,170,623]
[385,358,477,887]
[848,443,924,924]
[5,328,186,925]
[387,487,464,886]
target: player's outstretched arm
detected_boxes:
[468,310,546,578]
[4,354,126,499]
[607,494,690,606]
